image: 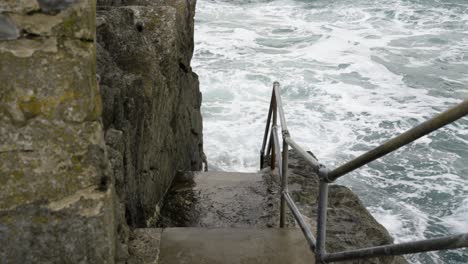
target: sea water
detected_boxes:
[192,0,468,262]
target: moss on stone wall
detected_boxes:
[0,0,115,262]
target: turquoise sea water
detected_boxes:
[193,0,468,262]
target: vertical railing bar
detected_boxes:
[272,127,282,174]
[260,86,276,169]
[271,91,278,170]
[280,138,288,228]
[316,180,329,263]
[272,81,288,133]
[261,91,274,153]
[267,131,272,158]
[270,130,276,170]
[260,154,264,170]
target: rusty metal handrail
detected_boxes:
[259,81,468,263]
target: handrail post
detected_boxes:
[260,88,276,169]
[280,136,289,228]
[271,92,278,170]
[316,179,329,263]
[260,151,264,169]
[267,133,273,160]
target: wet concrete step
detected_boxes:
[158,228,315,264]
[158,171,279,227]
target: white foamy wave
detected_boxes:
[194,0,468,262]
[445,198,468,233]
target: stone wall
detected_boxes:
[0,0,115,262]
[96,0,204,231]
[0,0,203,262]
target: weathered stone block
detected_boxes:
[0,0,40,14]
[0,37,106,210]
[0,0,116,262]
[0,43,99,121]
[0,14,19,40]
[37,0,80,14]
[2,0,95,40]
[0,187,115,263]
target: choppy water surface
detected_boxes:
[193,0,468,262]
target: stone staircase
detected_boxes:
[128,227,314,264]
[126,171,314,263]
[125,157,406,264]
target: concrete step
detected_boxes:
[158,228,314,264]
[158,171,279,227]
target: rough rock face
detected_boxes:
[0,0,115,262]
[96,0,204,230]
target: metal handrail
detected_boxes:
[259,81,468,263]
[324,233,468,262]
[272,126,282,174]
[327,99,468,182]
